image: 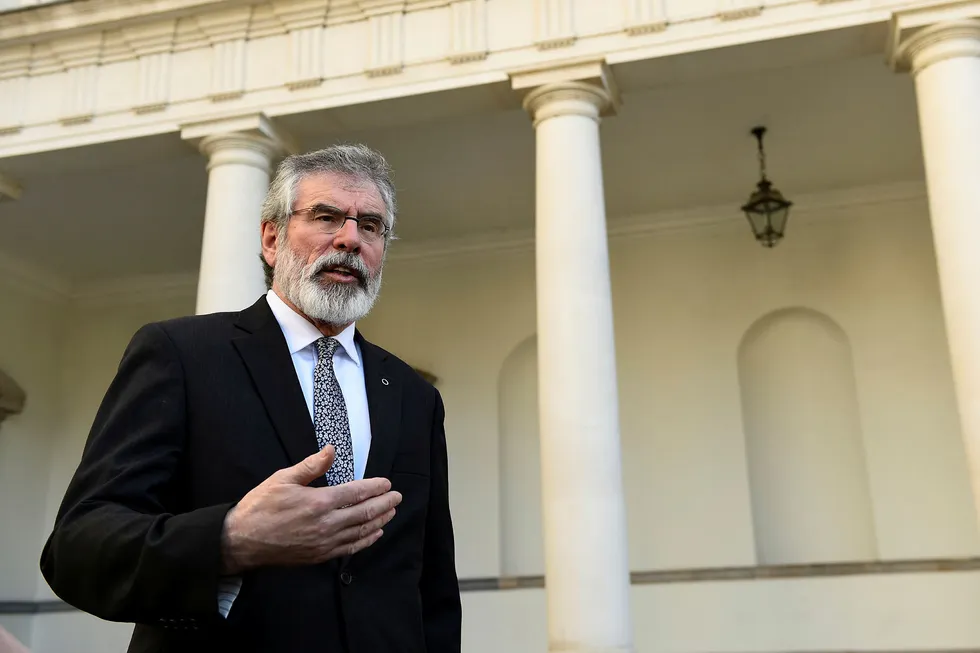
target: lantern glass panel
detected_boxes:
[770,205,789,235]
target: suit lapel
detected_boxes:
[359,333,403,481]
[232,297,327,488]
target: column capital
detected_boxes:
[522,82,612,127]
[198,133,284,173]
[180,113,297,171]
[511,59,619,126]
[888,13,980,75]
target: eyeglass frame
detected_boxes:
[289,203,391,242]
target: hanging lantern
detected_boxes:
[741,126,792,248]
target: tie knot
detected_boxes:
[316,337,341,359]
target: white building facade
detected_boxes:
[1,0,980,651]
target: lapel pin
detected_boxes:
[382,378,389,386]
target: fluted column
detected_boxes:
[894,19,980,521]
[521,78,633,653]
[182,115,290,314]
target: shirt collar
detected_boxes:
[266,289,361,367]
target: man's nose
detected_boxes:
[332,218,362,253]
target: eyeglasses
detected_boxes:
[291,204,389,243]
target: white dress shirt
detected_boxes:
[265,289,373,480]
[217,290,373,617]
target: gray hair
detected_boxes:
[260,143,397,288]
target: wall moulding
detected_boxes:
[0,181,925,306]
[387,181,927,263]
[0,250,71,302]
[0,554,979,605]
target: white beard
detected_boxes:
[274,238,384,327]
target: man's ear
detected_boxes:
[260,221,279,269]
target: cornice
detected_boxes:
[356,0,408,18]
[270,0,328,31]
[119,20,178,56]
[0,1,967,161]
[0,42,29,78]
[46,30,102,67]
[0,0,256,45]
[0,0,447,46]
[192,5,254,44]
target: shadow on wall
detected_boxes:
[738,307,879,565]
[498,335,543,577]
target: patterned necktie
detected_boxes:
[313,337,354,485]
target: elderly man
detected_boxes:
[40,145,461,653]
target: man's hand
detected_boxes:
[220,446,401,574]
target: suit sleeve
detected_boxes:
[419,388,462,653]
[39,322,233,625]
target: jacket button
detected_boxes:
[340,571,352,585]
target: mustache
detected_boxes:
[308,252,370,286]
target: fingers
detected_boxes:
[347,490,402,525]
[273,446,336,485]
[319,508,397,562]
[347,508,397,546]
[319,490,400,539]
[344,528,385,558]
[324,477,395,509]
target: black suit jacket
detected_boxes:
[40,296,461,653]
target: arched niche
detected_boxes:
[0,368,25,428]
[738,307,878,565]
[498,335,544,576]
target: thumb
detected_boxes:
[275,445,335,485]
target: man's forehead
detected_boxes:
[296,172,383,206]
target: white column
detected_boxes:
[194,132,281,314]
[523,80,633,653]
[900,20,980,521]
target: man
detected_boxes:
[39,145,461,653]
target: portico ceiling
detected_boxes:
[0,23,924,286]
